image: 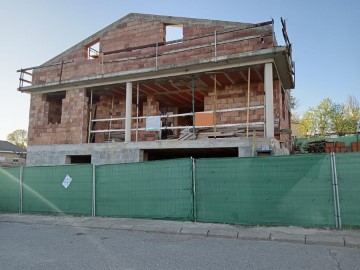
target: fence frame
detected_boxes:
[5,153,355,228]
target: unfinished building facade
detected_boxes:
[18,13,295,165]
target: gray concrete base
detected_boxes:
[26,137,289,166]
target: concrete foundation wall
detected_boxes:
[26,143,142,166]
[26,138,289,166]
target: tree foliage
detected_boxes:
[6,129,28,149]
[290,93,298,110]
[299,96,360,137]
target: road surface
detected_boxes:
[1,222,359,269]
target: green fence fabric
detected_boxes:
[0,167,20,213]
[96,159,193,220]
[1,153,359,228]
[195,155,335,227]
[335,152,360,227]
[22,165,92,215]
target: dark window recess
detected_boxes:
[143,148,238,161]
[45,91,66,124]
[66,155,92,164]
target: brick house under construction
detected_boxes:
[18,13,295,166]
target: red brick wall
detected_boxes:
[204,82,265,127]
[93,95,140,143]
[135,94,160,141]
[203,79,290,140]
[273,80,291,146]
[28,89,89,145]
[31,18,273,87]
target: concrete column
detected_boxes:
[173,107,179,137]
[264,63,274,138]
[125,82,132,142]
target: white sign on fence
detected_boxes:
[62,175,73,189]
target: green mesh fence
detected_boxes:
[335,152,360,227]
[96,159,193,220]
[195,155,335,227]
[0,167,20,213]
[22,165,92,215]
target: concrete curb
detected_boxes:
[1,213,359,249]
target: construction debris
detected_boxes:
[176,127,264,140]
[303,140,326,153]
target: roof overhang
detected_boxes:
[19,46,294,94]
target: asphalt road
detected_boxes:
[1,222,359,270]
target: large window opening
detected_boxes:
[45,91,66,124]
[165,24,183,43]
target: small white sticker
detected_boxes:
[62,175,72,189]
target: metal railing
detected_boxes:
[88,105,265,141]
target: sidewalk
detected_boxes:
[1,213,359,249]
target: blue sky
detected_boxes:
[0,0,359,140]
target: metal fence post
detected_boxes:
[19,166,23,214]
[192,157,196,222]
[333,153,342,228]
[92,164,96,217]
[330,152,342,229]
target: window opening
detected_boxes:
[45,91,66,124]
[66,155,91,164]
[165,24,183,43]
[86,40,100,60]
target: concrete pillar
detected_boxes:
[264,63,274,138]
[173,107,179,137]
[125,82,132,142]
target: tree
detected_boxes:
[7,129,27,149]
[290,93,299,110]
[328,96,359,135]
[299,98,334,136]
[343,96,360,133]
[299,96,360,137]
